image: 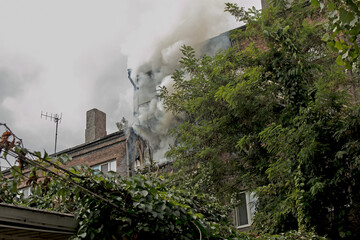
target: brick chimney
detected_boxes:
[85,108,107,143]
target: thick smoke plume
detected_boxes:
[130,0,238,163]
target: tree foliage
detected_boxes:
[313,0,360,70]
[0,126,327,240]
[160,1,360,239]
[0,133,235,239]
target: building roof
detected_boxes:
[55,130,125,156]
[0,130,126,175]
[0,203,77,240]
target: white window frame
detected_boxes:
[93,160,117,174]
[134,158,142,170]
[234,191,257,229]
[19,186,32,198]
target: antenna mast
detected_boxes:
[41,111,62,154]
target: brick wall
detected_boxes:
[58,131,129,177]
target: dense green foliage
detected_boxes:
[314,0,360,70]
[0,150,235,239]
[160,1,360,239]
[0,143,326,240]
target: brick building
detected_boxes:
[2,108,152,196]
[59,108,152,177]
[58,108,130,177]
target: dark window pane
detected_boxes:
[101,164,108,173]
[236,193,248,226]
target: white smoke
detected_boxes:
[128,0,258,164]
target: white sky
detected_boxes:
[0,0,261,169]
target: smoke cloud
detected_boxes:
[129,0,253,163]
[0,0,261,169]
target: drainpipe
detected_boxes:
[126,138,130,177]
[127,69,139,117]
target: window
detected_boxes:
[93,160,116,173]
[134,157,142,170]
[19,186,32,198]
[234,192,257,228]
[0,166,10,172]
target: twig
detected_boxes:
[192,221,202,240]
[0,148,30,181]
[28,151,86,179]
[0,123,24,148]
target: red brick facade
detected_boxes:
[58,131,129,177]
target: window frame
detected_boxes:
[93,160,117,174]
[19,186,32,198]
[234,191,256,229]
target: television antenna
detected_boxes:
[41,111,62,154]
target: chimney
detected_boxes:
[85,108,107,143]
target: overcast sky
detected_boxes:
[0,0,261,169]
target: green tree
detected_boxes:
[0,128,239,240]
[0,126,326,240]
[312,0,360,69]
[160,1,360,238]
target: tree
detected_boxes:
[313,0,360,70]
[0,125,327,240]
[311,0,360,103]
[0,126,237,239]
[160,1,360,238]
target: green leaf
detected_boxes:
[310,0,320,8]
[321,33,330,42]
[328,2,336,11]
[140,190,149,197]
[349,17,358,27]
[174,210,180,217]
[334,40,344,50]
[339,8,355,25]
[335,151,347,159]
[78,232,87,238]
[336,55,344,66]
[344,61,352,70]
